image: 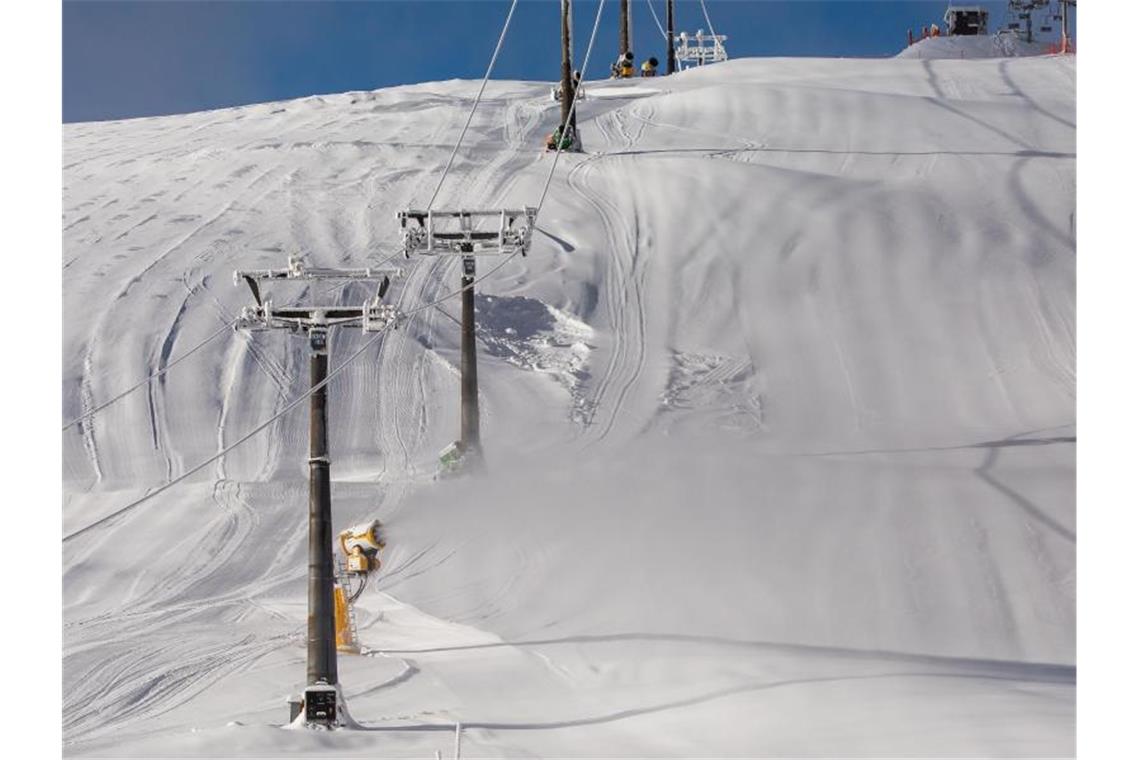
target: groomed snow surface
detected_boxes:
[63,53,1075,757]
[897,33,1054,60]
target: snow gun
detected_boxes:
[338,520,385,575]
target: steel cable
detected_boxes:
[645,0,669,40]
[62,317,239,432]
[426,0,520,210]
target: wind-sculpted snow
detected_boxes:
[63,56,1074,756]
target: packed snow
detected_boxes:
[63,53,1075,757]
[897,32,1053,60]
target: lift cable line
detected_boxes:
[62,249,525,545]
[645,0,668,40]
[426,0,520,210]
[699,0,719,42]
[64,0,601,544]
[61,316,239,432]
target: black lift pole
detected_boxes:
[306,324,337,690]
[666,0,676,74]
[460,254,482,459]
[619,0,631,58]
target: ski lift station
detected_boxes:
[944,6,990,36]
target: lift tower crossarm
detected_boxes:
[236,302,399,332]
[397,208,538,258]
[235,256,399,316]
[234,254,401,284]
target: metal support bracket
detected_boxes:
[674,30,728,69]
[397,208,538,258]
[234,255,402,286]
[234,257,400,335]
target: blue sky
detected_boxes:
[63,1,1060,123]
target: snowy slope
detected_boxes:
[63,55,1076,757]
[897,33,1054,60]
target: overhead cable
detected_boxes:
[62,318,238,432]
[427,0,520,210]
[645,0,669,40]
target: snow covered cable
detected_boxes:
[699,0,719,43]
[62,324,393,544]
[62,249,523,545]
[62,317,239,432]
[535,0,607,217]
[645,0,668,40]
[426,0,520,210]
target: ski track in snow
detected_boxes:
[63,57,1075,757]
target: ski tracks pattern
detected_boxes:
[566,156,650,447]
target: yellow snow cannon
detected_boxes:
[338,520,385,575]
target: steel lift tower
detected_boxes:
[234,255,398,727]
[397,209,537,475]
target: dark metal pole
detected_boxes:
[666,0,676,75]
[619,0,630,58]
[306,327,337,687]
[460,256,481,458]
[560,0,575,135]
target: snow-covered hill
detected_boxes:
[63,54,1076,757]
[897,33,1054,60]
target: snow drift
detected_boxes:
[63,54,1076,757]
[897,33,1053,60]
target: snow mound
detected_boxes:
[474,294,593,415]
[897,33,1054,59]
